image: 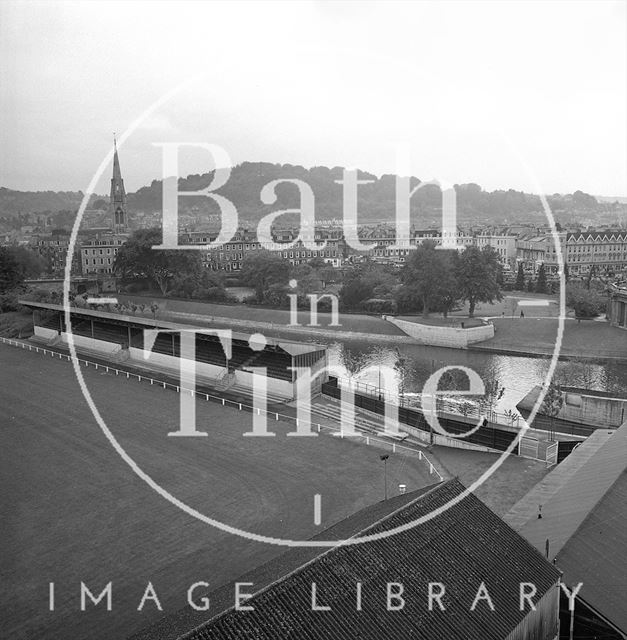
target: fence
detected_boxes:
[545,442,559,467]
[335,376,522,428]
[0,336,443,481]
[518,435,540,460]
[323,379,518,453]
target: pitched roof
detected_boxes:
[130,485,440,640]
[557,471,627,633]
[180,479,560,640]
[508,421,627,633]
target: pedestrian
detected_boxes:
[520,310,524,318]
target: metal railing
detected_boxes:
[1,336,443,481]
[335,375,522,428]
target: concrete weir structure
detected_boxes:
[21,301,328,401]
[385,316,494,348]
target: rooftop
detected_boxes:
[19,300,327,354]
[505,421,627,634]
[135,479,561,640]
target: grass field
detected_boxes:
[476,318,627,360]
[0,343,432,640]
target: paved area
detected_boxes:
[428,446,551,516]
[308,390,550,517]
[450,293,563,319]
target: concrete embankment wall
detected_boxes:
[386,317,494,348]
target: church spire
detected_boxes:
[110,134,128,234]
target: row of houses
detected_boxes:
[178,225,627,277]
[11,224,627,281]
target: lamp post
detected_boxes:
[380,454,389,500]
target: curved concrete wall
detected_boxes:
[386,317,494,348]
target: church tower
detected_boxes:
[110,136,128,234]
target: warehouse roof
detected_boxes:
[176,479,560,640]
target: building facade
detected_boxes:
[608,283,627,330]
[30,231,81,276]
[80,234,127,275]
[180,227,346,271]
[473,233,517,265]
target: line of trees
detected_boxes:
[514,262,556,294]
[341,242,503,317]
[112,230,505,317]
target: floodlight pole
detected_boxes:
[380,454,389,500]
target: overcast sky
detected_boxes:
[1,0,625,196]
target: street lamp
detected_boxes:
[380,454,389,500]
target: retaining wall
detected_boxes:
[387,317,494,348]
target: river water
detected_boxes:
[325,340,627,415]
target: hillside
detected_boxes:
[2,163,622,227]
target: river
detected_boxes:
[325,340,627,415]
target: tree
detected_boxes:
[496,263,504,287]
[457,246,503,317]
[114,228,202,295]
[290,263,323,300]
[565,282,606,318]
[479,362,505,419]
[0,246,46,293]
[585,264,596,290]
[401,241,458,318]
[341,261,398,311]
[535,263,547,293]
[540,382,563,442]
[240,250,290,302]
[515,263,525,290]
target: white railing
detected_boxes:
[1,337,443,482]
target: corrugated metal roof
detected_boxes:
[186,479,560,640]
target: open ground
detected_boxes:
[0,343,434,640]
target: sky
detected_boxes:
[1,0,626,196]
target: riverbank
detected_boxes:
[470,318,627,362]
[116,294,413,344]
[115,294,627,359]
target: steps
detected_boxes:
[215,371,236,391]
[310,396,411,442]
